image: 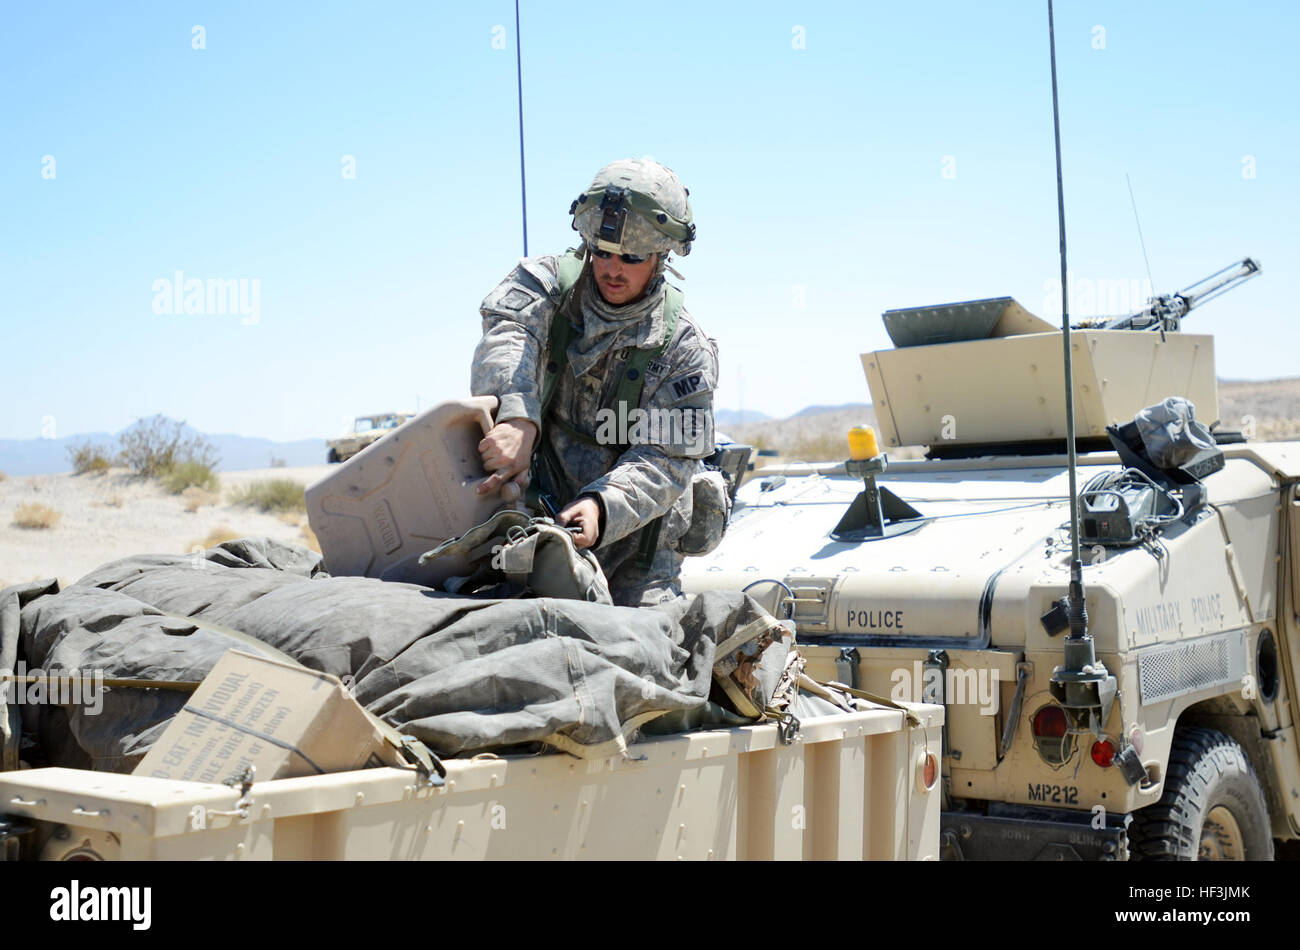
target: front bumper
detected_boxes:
[940,803,1129,860]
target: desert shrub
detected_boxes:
[162,460,220,494]
[0,469,7,482]
[188,526,241,552]
[67,440,114,475]
[228,479,306,514]
[788,432,851,462]
[117,415,219,478]
[181,486,221,512]
[14,503,61,529]
[104,494,124,508]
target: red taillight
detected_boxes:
[916,751,939,792]
[923,753,938,789]
[1091,739,1116,768]
[1032,705,1068,739]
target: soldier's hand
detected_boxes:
[478,419,538,495]
[557,497,600,549]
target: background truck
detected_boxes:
[327,412,415,464]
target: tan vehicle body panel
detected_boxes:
[687,314,1300,850]
[2,706,943,861]
[866,330,1218,449]
[689,444,1300,838]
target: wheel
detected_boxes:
[327,448,340,464]
[1129,727,1273,860]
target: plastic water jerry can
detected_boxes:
[305,396,516,587]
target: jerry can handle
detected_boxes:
[474,395,499,436]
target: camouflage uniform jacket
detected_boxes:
[471,253,718,606]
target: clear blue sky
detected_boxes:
[2,1,1296,441]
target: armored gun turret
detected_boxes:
[866,258,1259,458]
[684,258,1300,861]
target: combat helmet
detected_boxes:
[570,158,696,257]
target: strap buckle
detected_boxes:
[776,712,801,746]
[400,735,447,788]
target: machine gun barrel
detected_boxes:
[1102,257,1260,332]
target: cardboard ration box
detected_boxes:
[134,650,405,784]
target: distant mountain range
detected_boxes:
[715,403,872,426]
[7,381,1294,477]
[791,402,871,418]
[0,431,327,476]
[1,405,871,475]
[714,409,772,427]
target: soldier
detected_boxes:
[471,158,720,607]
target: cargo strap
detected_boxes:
[0,614,299,695]
[0,673,198,692]
[535,249,682,570]
[181,703,329,775]
[816,677,923,729]
[835,647,861,689]
[998,662,1031,758]
[762,708,801,745]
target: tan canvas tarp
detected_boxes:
[1,538,774,772]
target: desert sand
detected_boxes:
[0,465,332,590]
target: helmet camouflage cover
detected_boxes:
[570,158,696,257]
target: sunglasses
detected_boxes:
[588,247,651,265]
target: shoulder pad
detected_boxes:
[557,250,585,294]
[517,256,562,297]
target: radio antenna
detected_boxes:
[1047,0,1081,586]
[1125,173,1155,292]
[1045,0,1118,740]
[514,0,529,256]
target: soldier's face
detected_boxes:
[592,251,659,305]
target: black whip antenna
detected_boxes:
[514,0,528,256]
[1045,0,1119,743]
[1047,0,1082,609]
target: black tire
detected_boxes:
[327,448,340,464]
[1129,727,1273,861]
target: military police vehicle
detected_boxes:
[685,258,1300,860]
[327,412,415,464]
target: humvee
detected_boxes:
[327,412,414,463]
[685,259,1300,860]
